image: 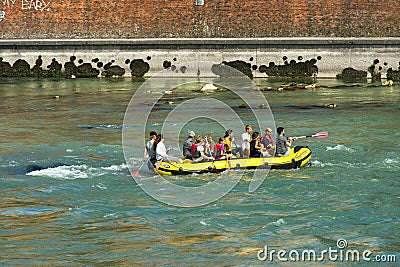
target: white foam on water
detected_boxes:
[267,218,286,226]
[384,158,398,164]
[0,207,59,216]
[310,160,336,168]
[200,219,209,226]
[310,160,321,166]
[92,183,108,190]
[103,212,121,218]
[1,160,18,167]
[25,163,128,180]
[326,144,354,152]
[127,158,142,166]
[97,124,122,130]
[26,165,94,179]
[101,163,127,171]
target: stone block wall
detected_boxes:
[1,39,400,79]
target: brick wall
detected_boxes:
[1,0,399,38]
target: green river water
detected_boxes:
[0,77,399,266]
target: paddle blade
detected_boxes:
[132,161,146,176]
[314,131,329,138]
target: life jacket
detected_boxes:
[182,139,193,157]
[224,137,232,153]
[260,133,273,145]
[191,143,201,158]
[146,140,156,160]
[214,144,224,159]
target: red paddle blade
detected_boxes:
[314,131,329,138]
[132,171,140,176]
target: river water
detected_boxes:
[0,77,399,266]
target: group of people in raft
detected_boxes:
[143,125,298,170]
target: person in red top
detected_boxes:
[214,137,233,160]
[214,137,225,159]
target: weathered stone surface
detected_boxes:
[0,43,399,80]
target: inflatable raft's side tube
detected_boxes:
[154,146,312,175]
[271,146,312,169]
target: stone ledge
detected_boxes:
[1,38,400,48]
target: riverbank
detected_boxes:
[1,38,400,79]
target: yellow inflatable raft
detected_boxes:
[154,146,311,175]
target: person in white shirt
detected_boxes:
[241,125,252,157]
[191,136,214,163]
[154,134,181,170]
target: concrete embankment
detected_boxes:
[1,38,400,78]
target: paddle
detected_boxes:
[132,159,148,176]
[292,131,329,139]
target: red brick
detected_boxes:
[0,0,399,38]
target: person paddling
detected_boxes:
[275,127,297,156]
[143,131,157,164]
